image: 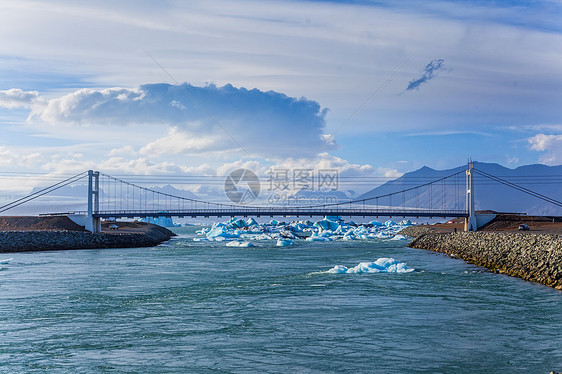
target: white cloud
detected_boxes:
[139,127,222,156]
[25,83,333,159]
[528,134,562,152]
[528,133,562,165]
[0,145,43,167]
[108,145,137,157]
[213,153,399,195]
[0,89,42,109]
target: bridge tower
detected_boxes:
[85,170,101,233]
[464,162,478,231]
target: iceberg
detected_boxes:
[226,240,255,247]
[140,215,180,227]
[306,235,332,242]
[324,215,342,222]
[313,219,340,232]
[276,238,294,246]
[327,258,414,274]
[206,226,240,240]
[247,217,259,226]
[193,237,210,242]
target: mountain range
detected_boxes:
[357,162,562,216]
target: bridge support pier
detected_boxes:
[465,162,478,231]
[85,170,101,233]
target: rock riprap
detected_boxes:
[0,225,174,252]
[406,230,562,290]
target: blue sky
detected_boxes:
[0,0,561,195]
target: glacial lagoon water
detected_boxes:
[1,226,561,373]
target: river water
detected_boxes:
[1,227,561,373]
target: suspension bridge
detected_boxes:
[1,163,561,233]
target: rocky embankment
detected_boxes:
[400,226,562,290]
[0,225,175,252]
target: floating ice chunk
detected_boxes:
[276,238,294,246]
[252,233,273,240]
[390,234,408,240]
[226,241,255,247]
[342,231,357,240]
[374,232,393,239]
[270,219,279,225]
[314,219,340,231]
[206,226,240,239]
[193,238,210,242]
[228,219,247,229]
[327,258,414,274]
[247,217,259,226]
[0,258,13,264]
[306,236,333,242]
[324,215,342,222]
[329,265,349,273]
[370,221,383,226]
[279,229,296,239]
[384,220,396,227]
[399,219,412,226]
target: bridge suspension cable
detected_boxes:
[294,170,466,210]
[98,172,252,212]
[473,168,562,208]
[0,171,88,214]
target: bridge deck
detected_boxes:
[46,209,469,219]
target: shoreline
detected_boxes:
[400,226,562,290]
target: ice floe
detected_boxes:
[327,258,415,274]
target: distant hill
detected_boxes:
[357,162,562,216]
